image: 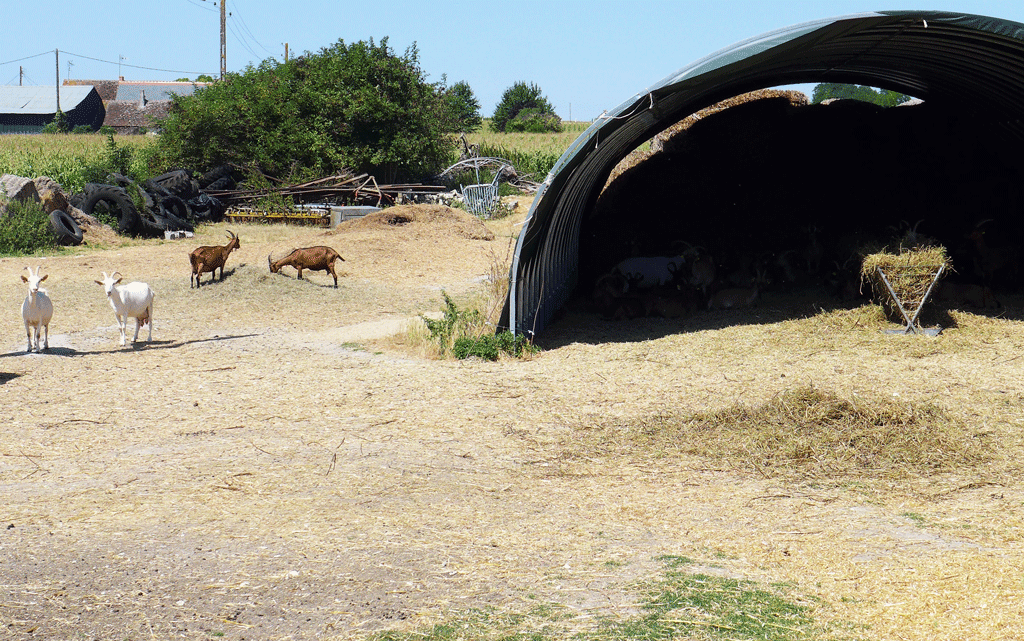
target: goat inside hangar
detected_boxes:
[498,10,1024,338]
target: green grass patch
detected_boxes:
[370,556,822,641]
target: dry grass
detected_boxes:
[575,386,992,481]
[2,201,1024,641]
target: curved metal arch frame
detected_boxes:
[500,10,1024,337]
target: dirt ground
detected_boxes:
[2,204,1023,640]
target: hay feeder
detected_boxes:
[861,247,951,336]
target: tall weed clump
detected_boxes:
[421,291,536,361]
[0,199,56,256]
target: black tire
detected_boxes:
[107,173,156,214]
[152,208,193,232]
[151,170,199,200]
[188,193,225,223]
[49,210,84,246]
[158,195,191,222]
[204,175,236,191]
[198,164,234,189]
[81,184,141,236]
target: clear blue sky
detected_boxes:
[3,1,1024,121]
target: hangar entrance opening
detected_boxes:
[576,89,1023,324]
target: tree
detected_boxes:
[156,37,457,183]
[811,83,913,107]
[445,80,482,133]
[491,81,560,133]
[40,110,69,134]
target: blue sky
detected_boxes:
[3,1,1024,121]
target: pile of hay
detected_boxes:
[333,204,494,241]
[603,89,809,188]
[861,246,952,320]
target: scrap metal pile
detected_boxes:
[71,166,451,236]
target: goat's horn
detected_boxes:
[226,230,235,239]
[267,254,273,270]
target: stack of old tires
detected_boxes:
[70,165,233,238]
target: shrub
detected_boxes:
[421,291,537,360]
[157,37,458,182]
[0,199,56,256]
[421,291,484,355]
[505,108,563,134]
[491,81,560,133]
[452,331,538,360]
[81,134,137,184]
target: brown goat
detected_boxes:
[190,230,240,288]
[268,246,345,287]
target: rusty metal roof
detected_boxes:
[500,10,1024,338]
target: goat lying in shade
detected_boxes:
[268,246,345,287]
[95,271,155,347]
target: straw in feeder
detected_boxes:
[860,246,952,334]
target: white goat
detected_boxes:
[21,266,53,353]
[612,255,683,289]
[94,271,155,347]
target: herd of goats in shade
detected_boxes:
[18,231,346,353]
[589,218,1013,322]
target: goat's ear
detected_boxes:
[114,278,123,284]
[39,274,47,282]
[21,275,28,283]
[94,280,103,285]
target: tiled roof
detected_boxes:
[103,100,172,128]
[63,79,119,101]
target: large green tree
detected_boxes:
[445,80,482,133]
[811,83,913,107]
[157,38,456,183]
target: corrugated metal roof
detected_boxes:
[116,82,207,102]
[501,10,1024,338]
[0,85,99,114]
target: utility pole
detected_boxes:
[55,49,60,113]
[19,66,23,86]
[220,0,227,79]
[285,43,289,62]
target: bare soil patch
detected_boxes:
[2,204,1023,640]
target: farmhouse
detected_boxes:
[0,85,104,133]
[499,10,1024,338]
[64,78,210,134]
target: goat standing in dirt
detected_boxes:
[190,230,240,288]
[21,266,53,353]
[268,246,345,287]
[95,271,155,347]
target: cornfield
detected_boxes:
[0,133,155,192]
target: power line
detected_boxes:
[227,19,262,61]
[183,0,217,11]
[60,50,216,76]
[0,50,55,67]
[231,1,273,56]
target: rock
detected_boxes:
[0,174,39,202]
[34,176,71,214]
